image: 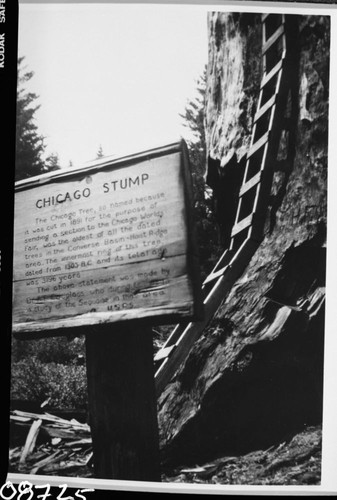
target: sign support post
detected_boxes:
[85,324,161,481]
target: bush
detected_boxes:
[11,336,85,365]
[11,357,88,409]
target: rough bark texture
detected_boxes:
[206,13,262,166]
[158,13,329,469]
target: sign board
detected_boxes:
[12,141,202,334]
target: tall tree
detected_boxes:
[15,57,60,181]
[45,152,61,172]
[180,67,221,279]
[96,144,104,159]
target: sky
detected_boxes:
[18,3,208,168]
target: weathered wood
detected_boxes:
[202,264,230,285]
[240,172,262,197]
[29,450,64,475]
[155,237,260,393]
[12,141,202,335]
[254,95,276,124]
[153,344,175,362]
[261,13,270,22]
[154,321,191,364]
[261,59,283,89]
[154,13,289,390]
[262,24,285,55]
[231,213,253,237]
[247,131,269,159]
[19,419,42,464]
[154,15,301,402]
[86,324,161,481]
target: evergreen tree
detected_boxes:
[45,152,61,172]
[15,57,60,181]
[96,144,104,159]
[180,67,221,278]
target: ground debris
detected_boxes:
[10,410,322,484]
[9,409,93,477]
[162,426,322,485]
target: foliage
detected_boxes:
[45,152,61,172]
[11,357,88,409]
[96,144,104,159]
[180,66,221,279]
[15,57,61,181]
[180,68,207,201]
[11,336,87,408]
[11,335,85,365]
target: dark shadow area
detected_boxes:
[269,16,300,234]
[207,153,246,248]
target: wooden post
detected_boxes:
[85,324,161,481]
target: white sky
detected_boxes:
[18,3,208,168]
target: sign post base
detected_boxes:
[85,324,161,481]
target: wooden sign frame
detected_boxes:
[12,140,202,336]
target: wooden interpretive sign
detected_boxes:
[12,141,202,335]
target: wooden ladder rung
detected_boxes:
[155,320,190,355]
[247,131,269,159]
[240,172,261,197]
[254,95,276,124]
[154,345,176,362]
[261,13,271,22]
[262,24,285,55]
[207,248,233,276]
[261,59,283,89]
[231,213,253,237]
[203,264,230,285]
[262,13,285,26]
